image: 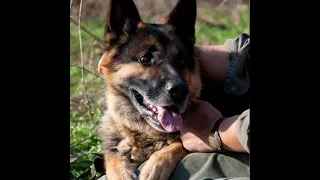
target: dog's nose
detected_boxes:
[166,81,189,104]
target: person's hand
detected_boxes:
[180,100,223,152]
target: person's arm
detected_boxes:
[218,110,250,153]
[196,33,250,96]
[194,45,229,83]
[180,33,250,153]
[180,100,250,153]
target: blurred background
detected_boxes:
[70,0,249,179]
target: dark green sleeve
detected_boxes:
[223,33,250,95]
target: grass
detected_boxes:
[70,7,249,180]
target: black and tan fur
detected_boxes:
[98,0,199,179]
[97,0,248,180]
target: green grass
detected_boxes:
[196,9,249,44]
[70,7,249,179]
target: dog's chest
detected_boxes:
[117,132,179,164]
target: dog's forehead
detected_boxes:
[145,23,175,38]
[134,23,176,46]
[121,23,181,55]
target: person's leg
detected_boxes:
[168,152,249,180]
[205,178,249,180]
[98,152,249,180]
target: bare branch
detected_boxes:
[78,0,93,122]
[70,0,74,12]
[70,64,105,80]
[70,135,96,149]
[216,0,230,9]
[89,39,95,71]
[70,17,104,45]
[197,18,227,29]
[70,151,102,163]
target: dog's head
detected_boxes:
[98,0,201,133]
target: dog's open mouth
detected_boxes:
[131,89,182,133]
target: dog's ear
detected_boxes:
[104,0,141,39]
[166,0,197,45]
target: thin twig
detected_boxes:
[73,168,91,180]
[70,0,74,12]
[216,0,230,9]
[89,39,95,71]
[197,17,227,29]
[70,64,104,80]
[70,135,96,149]
[78,0,93,122]
[70,17,105,45]
[70,151,102,163]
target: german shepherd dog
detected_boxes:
[97,0,249,179]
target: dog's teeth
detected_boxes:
[152,114,158,120]
[143,99,148,105]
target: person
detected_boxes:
[169,33,250,180]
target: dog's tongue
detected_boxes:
[156,106,182,132]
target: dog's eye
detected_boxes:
[138,54,152,65]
